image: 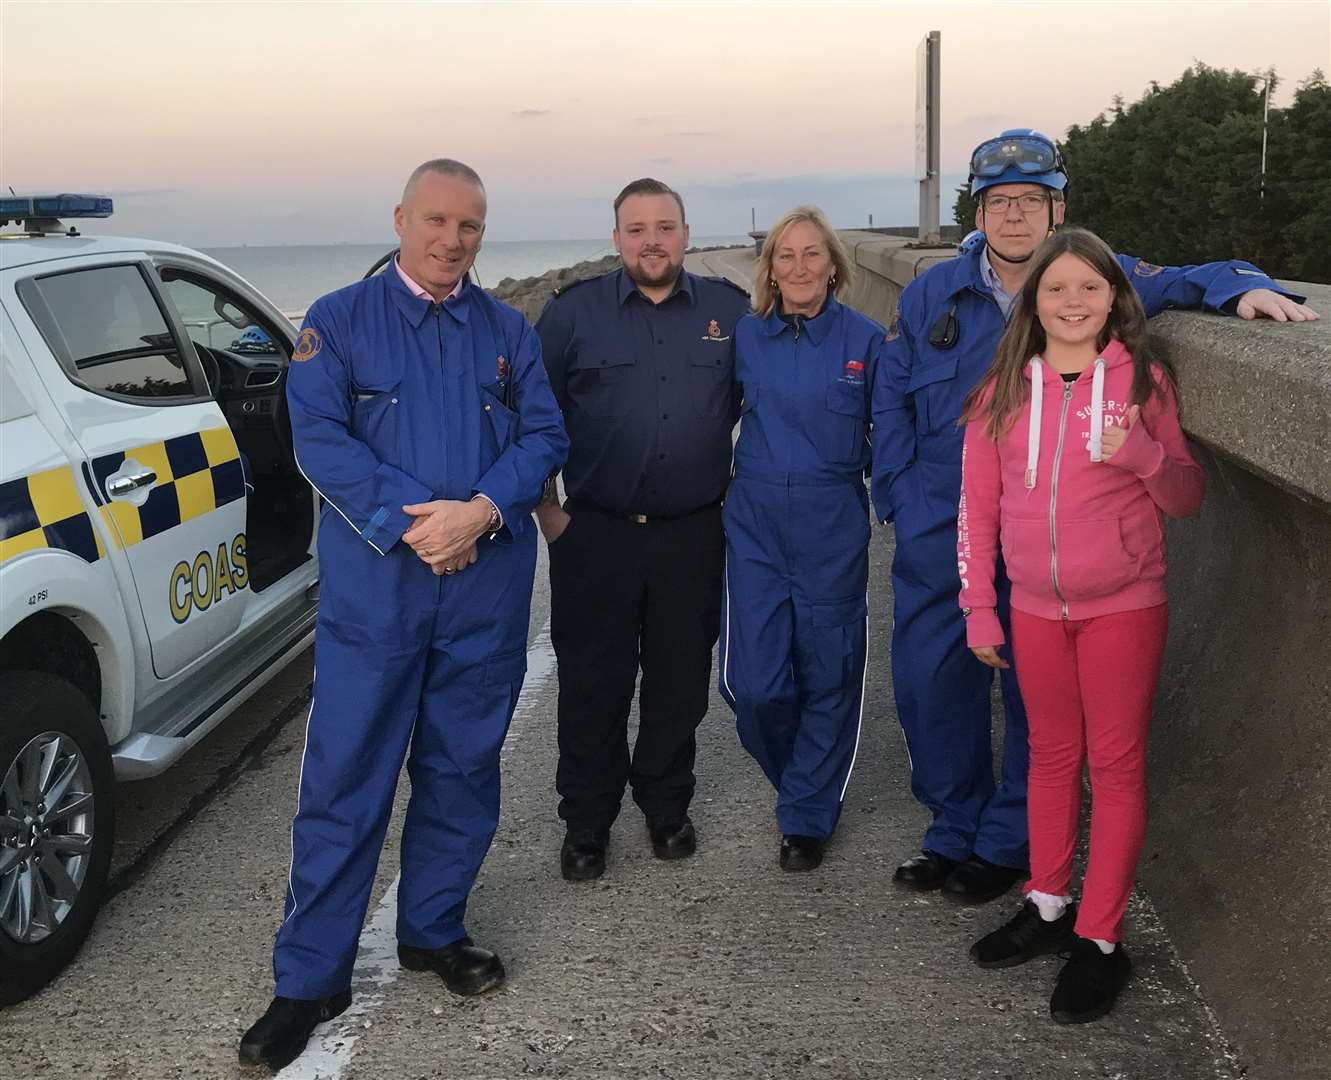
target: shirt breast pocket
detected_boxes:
[690,346,731,417]
[568,353,636,418]
[821,382,868,464]
[906,356,960,437]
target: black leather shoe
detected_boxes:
[1051,937,1132,1023]
[647,816,696,860]
[941,856,1026,904]
[398,937,506,996]
[239,991,351,1070]
[971,899,1077,968]
[779,834,824,872]
[559,830,607,881]
[892,850,959,891]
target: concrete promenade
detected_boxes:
[688,242,1331,1080]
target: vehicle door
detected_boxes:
[7,256,250,679]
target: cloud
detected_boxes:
[648,156,673,165]
[514,108,552,119]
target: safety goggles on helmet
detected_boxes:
[969,131,1068,195]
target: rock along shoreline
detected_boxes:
[488,245,748,324]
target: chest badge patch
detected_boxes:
[497,355,509,381]
[843,359,865,383]
[702,318,730,342]
[1133,261,1164,278]
[293,327,322,362]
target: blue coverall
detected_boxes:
[871,239,1304,870]
[719,297,888,839]
[274,268,567,1000]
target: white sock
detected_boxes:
[1093,938,1115,954]
[1026,890,1070,922]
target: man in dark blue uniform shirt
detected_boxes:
[535,178,750,880]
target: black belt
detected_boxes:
[566,496,722,525]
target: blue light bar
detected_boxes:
[0,193,114,221]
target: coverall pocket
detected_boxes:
[484,648,528,687]
[568,354,635,418]
[906,356,959,436]
[822,384,869,464]
[480,381,519,452]
[690,349,731,417]
[349,380,401,461]
[808,594,866,691]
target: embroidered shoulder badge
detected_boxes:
[887,313,901,341]
[1133,261,1164,278]
[293,326,322,362]
[497,355,509,380]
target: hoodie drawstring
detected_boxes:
[1087,357,1107,461]
[1025,353,1110,490]
[1025,357,1043,490]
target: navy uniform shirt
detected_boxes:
[536,268,751,517]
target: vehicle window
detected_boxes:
[24,265,195,399]
[160,274,286,358]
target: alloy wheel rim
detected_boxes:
[0,731,96,944]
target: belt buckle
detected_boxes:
[629,513,649,524]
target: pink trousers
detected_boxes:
[1010,604,1168,943]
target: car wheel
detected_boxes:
[0,671,114,1007]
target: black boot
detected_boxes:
[239,991,351,1070]
[892,850,959,891]
[779,834,824,872]
[398,937,506,996]
[560,829,608,881]
[941,856,1026,904]
[647,816,697,860]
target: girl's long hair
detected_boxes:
[961,227,1177,440]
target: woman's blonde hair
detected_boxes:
[753,205,852,317]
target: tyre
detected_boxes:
[0,671,114,1007]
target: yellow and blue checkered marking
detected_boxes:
[89,428,244,548]
[0,466,105,564]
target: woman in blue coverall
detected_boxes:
[719,206,888,871]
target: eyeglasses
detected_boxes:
[981,193,1050,215]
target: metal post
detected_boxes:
[915,31,942,244]
[1260,69,1272,204]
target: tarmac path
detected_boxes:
[0,527,1241,1080]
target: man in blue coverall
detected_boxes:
[872,129,1318,905]
[240,159,568,1071]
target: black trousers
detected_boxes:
[549,498,724,834]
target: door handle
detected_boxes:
[106,469,157,498]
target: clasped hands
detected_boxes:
[401,498,493,576]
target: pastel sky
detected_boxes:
[3,0,1327,246]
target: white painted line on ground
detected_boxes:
[278,621,557,1080]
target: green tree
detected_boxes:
[953,64,1330,281]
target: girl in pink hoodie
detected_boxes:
[957,228,1204,1024]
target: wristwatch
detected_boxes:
[472,494,501,533]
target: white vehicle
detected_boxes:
[0,195,319,1004]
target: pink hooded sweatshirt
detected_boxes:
[958,338,1205,647]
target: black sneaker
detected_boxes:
[1050,936,1132,1023]
[970,899,1077,968]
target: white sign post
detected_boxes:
[915,30,941,245]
